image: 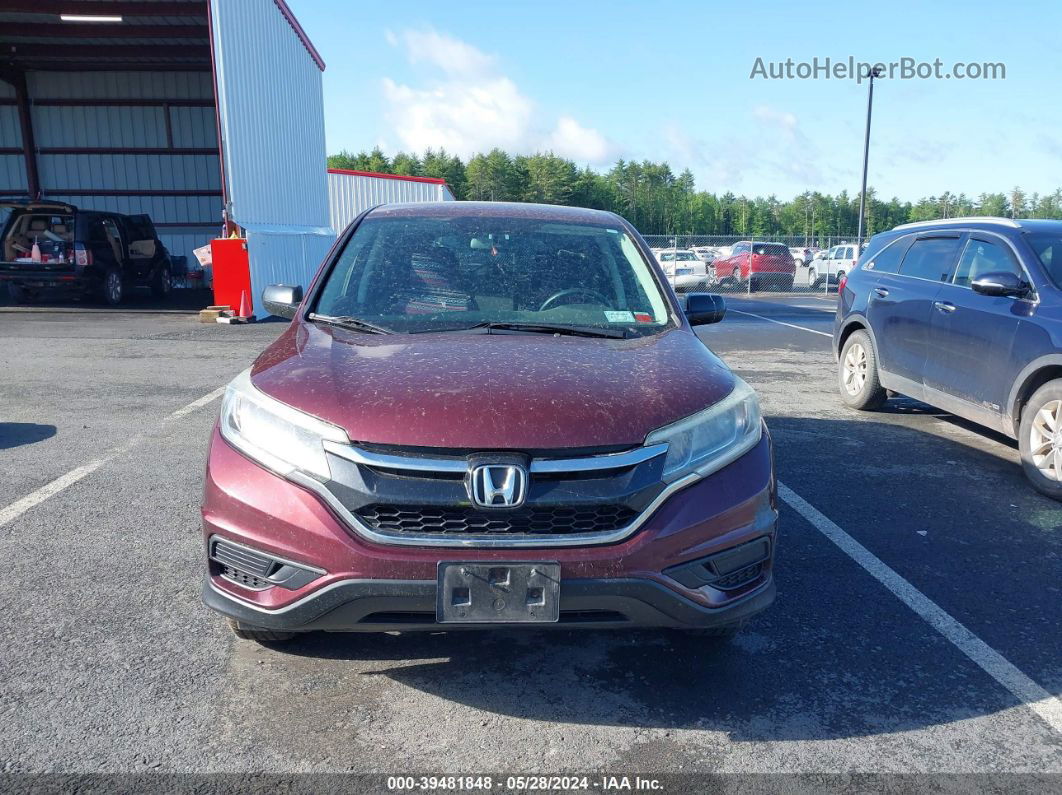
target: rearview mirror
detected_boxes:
[971,271,1029,298]
[262,284,303,319]
[683,292,726,326]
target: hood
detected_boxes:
[250,323,736,450]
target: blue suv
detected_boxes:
[834,217,1062,499]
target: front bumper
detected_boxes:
[202,426,778,632]
[204,573,775,632]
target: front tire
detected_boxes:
[808,268,818,287]
[1018,380,1062,501]
[839,330,887,410]
[226,618,296,643]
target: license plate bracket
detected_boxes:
[436,562,561,623]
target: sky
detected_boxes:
[289,0,1062,202]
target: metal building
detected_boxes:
[328,168,455,233]
[0,0,333,310]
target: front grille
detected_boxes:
[221,565,271,590]
[356,504,639,536]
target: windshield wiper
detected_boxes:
[307,313,392,335]
[412,321,627,338]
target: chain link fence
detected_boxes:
[641,234,860,296]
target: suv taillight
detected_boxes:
[74,244,91,268]
[838,274,848,293]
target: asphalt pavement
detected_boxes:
[0,289,1059,789]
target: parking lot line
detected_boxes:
[0,387,226,529]
[778,481,1062,735]
[729,309,833,337]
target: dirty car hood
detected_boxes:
[250,324,737,450]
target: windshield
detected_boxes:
[313,215,671,334]
[1026,233,1062,286]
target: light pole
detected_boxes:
[856,65,884,247]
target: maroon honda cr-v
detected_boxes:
[201,202,777,642]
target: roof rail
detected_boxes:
[893,217,1021,230]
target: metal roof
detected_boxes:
[0,0,322,73]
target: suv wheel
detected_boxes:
[102,267,124,306]
[839,330,887,410]
[150,263,173,298]
[808,267,818,287]
[226,618,296,643]
[1019,380,1062,501]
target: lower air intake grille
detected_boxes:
[221,566,271,590]
[713,562,764,590]
[356,504,639,536]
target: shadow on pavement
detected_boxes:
[0,284,215,313]
[0,422,57,450]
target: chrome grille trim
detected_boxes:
[290,468,701,549]
[323,441,668,475]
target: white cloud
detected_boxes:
[381,29,613,163]
[546,117,612,163]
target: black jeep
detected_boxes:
[0,200,173,305]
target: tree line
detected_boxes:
[328,147,1062,239]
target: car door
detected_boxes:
[84,216,116,272]
[867,233,963,387]
[923,233,1029,419]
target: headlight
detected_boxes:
[645,378,762,482]
[218,368,348,480]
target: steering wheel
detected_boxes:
[538,288,611,312]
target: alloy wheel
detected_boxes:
[1030,399,1062,481]
[106,272,122,304]
[842,342,868,396]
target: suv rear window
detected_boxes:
[752,244,790,257]
[898,237,962,282]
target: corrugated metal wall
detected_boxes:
[0,80,27,192]
[328,171,455,233]
[211,0,334,314]
[1,70,220,266]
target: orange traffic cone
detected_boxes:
[237,290,255,322]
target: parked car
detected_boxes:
[835,216,1062,499]
[202,202,777,642]
[691,246,719,263]
[789,246,813,267]
[0,199,173,305]
[657,248,712,291]
[809,242,859,287]
[713,241,796,291]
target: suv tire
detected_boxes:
[226,618,297,643]
[1018,379,1062,501]
[808,267,818,287]
[102,267,124,306]
[839,330,887,410]
[150,263,172,298]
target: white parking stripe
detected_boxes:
[0,387,226,529]
[779,482,1062,735]
[729,308,833,337]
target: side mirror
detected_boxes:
[971,271,1029,298]
[684,292,726,326]
[262,284,303,319]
